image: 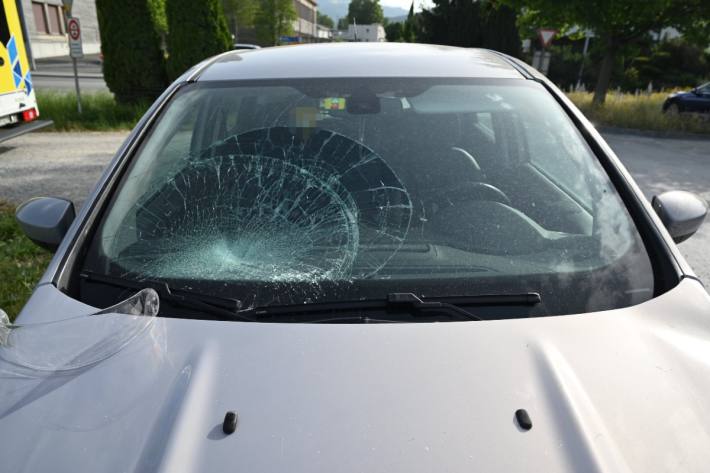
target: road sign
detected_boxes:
[538,29,557,48]
[67,17,83,59]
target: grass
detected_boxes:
[567,91,710,135]
[0,201,52,322]
[36,91,148,131]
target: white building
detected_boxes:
[292,0,318,42]
[343,24,385,42]
[20,0,101,59]
[316,24,333,42]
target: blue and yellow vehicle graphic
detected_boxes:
[0,0,39,126]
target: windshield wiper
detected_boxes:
[79,271,254,322]
[242,292,541,322]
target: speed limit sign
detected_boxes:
[67,17,83,58]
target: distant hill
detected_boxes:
[317,0,409,24]
[387,14,407,23]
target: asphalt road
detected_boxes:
[0,130,708,282]
[603,132,710,283]
[32,55,109,93]
[33,75,109,92]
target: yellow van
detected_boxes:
[0,0,39,127]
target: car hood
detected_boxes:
[2,279,710,473]
[668,90,694,99]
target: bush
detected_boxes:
[96,0,168,104]
[567,91,710,135]
[166,0,232,81]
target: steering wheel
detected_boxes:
[434,181,512,208]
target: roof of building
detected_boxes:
[197,43,524,81]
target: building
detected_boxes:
[316,24,332,42]
[292,0,317,42]
[20,0,100,61]
[342,24,385,42]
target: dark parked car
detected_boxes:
[663,82,710,114]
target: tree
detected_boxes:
[347,0,384,25]
[337,17,350,30]
[385,21,403,41]
[222,0,258,40]
[419,0,519,56]
[254,0,297,46]
[96,0,168,104]
[402,2,416,42]
[317,12,335,29]
[166,0,232,81]
[480,1,520,58]
[500,0,710,104]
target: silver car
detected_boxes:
[2,43,709,472]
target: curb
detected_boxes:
[597,125,710,141]
[32,72,104,79]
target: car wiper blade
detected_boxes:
[242,292,540,322]
[79,271,254,322]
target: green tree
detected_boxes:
[222,0,258,40]
[254,0,297,45]
[480,1,520,57]
[402,2,416,42]
[96,0,168,104]
[385,21,404,41]
[166,0,232,80]
[347,0,384,25]
[317,12,335,28]
[500,0,710,104]
[337,17,350,30]
[419,0,519,55]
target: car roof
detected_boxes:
[197,43,525,81]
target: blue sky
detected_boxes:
[380,0,433,11]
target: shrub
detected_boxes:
[166,0,232,81]
[36,91,148,131]
[96,0,168,104]
[567,91,710,135]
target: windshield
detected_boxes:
[78,78,654,318]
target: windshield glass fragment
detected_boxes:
[0,289,159,373]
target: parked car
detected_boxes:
[663,81,710,114]
[233,42,261,50]
[2,43,709,472]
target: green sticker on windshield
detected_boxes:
[320,97,346,111]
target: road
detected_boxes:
[603,132,710,283]
[33,75,109,92]
[32,54,109,92]
[0,130,708,282]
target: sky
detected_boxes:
[380,0,433,11]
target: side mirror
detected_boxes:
[691,87,699,95]
[652,191,707,244]
[15,197,76,251]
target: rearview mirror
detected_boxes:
[15,197,76,251]
[652,191,707,244]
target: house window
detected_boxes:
[32,2,49,34]
[47,4,64,35]
[32,2,65,36]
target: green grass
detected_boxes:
[36,91,149,131]
[567,91,710,135]
[0,201,52,322]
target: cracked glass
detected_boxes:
[77,79,654,317]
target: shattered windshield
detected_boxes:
[78,78,654,317]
